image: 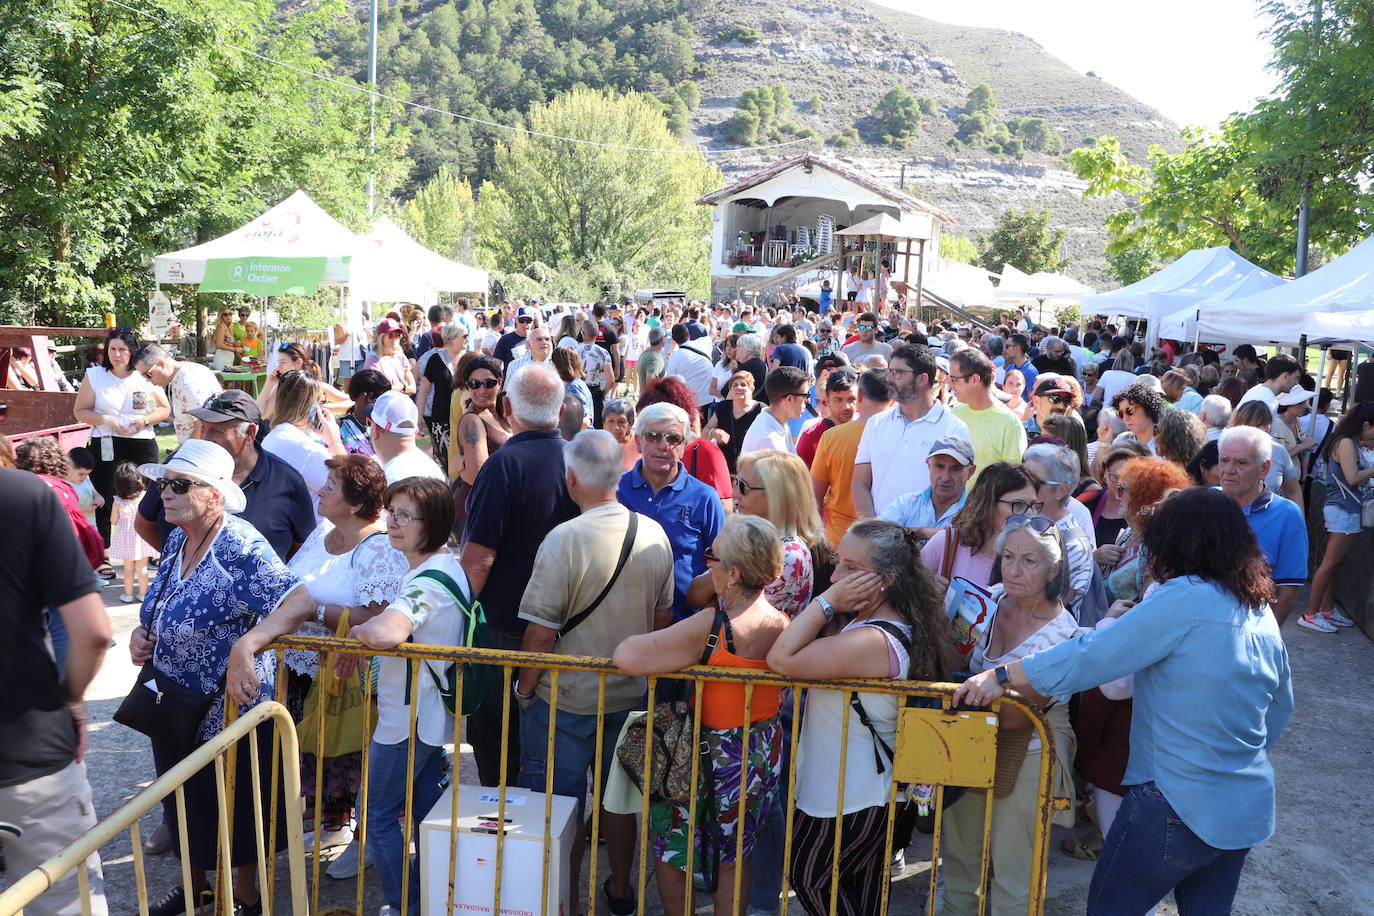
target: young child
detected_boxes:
[242,320,264,359]
[109,461,157,603]
[65,446,104,525]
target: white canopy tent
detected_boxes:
[994,266,1096,301]
[351,216,488,306]
[1155,269,1288,343]
[154,190,362,294]
[1193,234,1374,348]
[1079,246,1275,347]
[1301,310,1374,346]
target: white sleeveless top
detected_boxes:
[84,366,156,439]
[796,619,912,817]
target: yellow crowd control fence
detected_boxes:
[2,638,1064,916]
[0,701,308,916]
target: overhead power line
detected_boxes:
[102,0,811,157]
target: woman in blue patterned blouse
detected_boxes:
[127,439,316,916]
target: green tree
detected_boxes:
[474,88,719,297]
[0,0,406,326]
[873,87,922,148]
[977,209,1069,274]
[940,234,978,264]
[965,83,997,117]
[396,166,476,262]
[807,93,823,114]
[727,84,796,145]
[1105,244,1159,286]
[1007,116,1063,154]
[1068,128,1298,273]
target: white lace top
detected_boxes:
[284,521,407,675]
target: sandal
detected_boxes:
[96,563,117,580]
[1060,835,1101,861]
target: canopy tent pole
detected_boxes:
[914,239,926,316]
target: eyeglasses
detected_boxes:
[888,367,913,378]
[704,546,721,565]
[154,477,210,495]
[1115,482,1131,495]
[732,476,766,495]
[385,508,424,527]
[1041,393,1074,406]
[466,377,501,390]
[998,498,1045,515]
[949,371,977,383]
[517,316,534,324]
[1005,513,1056,534]
[787,390,810,400]
[641,430,686,448]
[220,312,232,318]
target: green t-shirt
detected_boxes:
[638,349,666,389]
[951,400,1028,484]
[231,322,248,341]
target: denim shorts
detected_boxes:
[518,696,635,821]
[1324,504,1361,535]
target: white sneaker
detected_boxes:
[1297,614,1338,633]
[1322,606,1355,627]
[305,823,354,852]
[326,837,372,879]
[890,849,906,877]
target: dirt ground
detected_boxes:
[19,576,1373,915]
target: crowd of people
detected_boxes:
[3,294,1371,916]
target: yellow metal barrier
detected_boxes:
[265,635,1064,916]
[4,639,1064,916]
[0,701,308,916]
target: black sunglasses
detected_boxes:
[466,378,501,390]
[1005,513,1056,534]
[517,316,534,324]
[732,475,766,495]
[154,477,210,495]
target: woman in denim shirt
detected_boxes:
[956,487,1292,915]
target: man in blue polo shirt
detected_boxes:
[1005,333,1038,402]
[1218,426,1308,627]
[462,364,579,786]
[133,390,315,559]
[618,402,726,621]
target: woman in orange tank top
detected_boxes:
[614,515,790,915]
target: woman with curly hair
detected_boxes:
[1153,408,1207,468]
[769,520,954,916]
[1111,381,1164,453]
[958,488,1292,916]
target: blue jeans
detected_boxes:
[46,609,68,680]
[518,696,632,823]
[1088,782,1250,915]
[366,738,448,914]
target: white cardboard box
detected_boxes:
[419,785,577,916]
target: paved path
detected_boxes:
[48,578,1374,914]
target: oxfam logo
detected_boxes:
[230,264,245,280]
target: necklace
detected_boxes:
[181,515,222,579]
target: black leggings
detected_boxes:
[89,436,160,547]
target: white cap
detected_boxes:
[370,390,419,434]
[1277,387,1315,407]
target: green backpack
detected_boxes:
[402,568,493,717]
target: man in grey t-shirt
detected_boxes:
[841,311,894,364]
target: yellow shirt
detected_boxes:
[810,419,868,545]
[951,400,1028,484]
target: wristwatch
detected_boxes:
[316,604,328,625]
[815,596,835,623]
[995,665,1011,688]
[513,682,536,702]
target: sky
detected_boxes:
[874,0,1279,129]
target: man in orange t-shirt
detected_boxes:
[810,369,893,545]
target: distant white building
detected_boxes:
[697,153,956,304]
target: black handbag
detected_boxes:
[114,663,219,754]
[113,537,221,753]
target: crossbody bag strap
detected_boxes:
[939,528,958,582]
[403,568,474,706]
[848,619,914,773]
[559,512,639,639]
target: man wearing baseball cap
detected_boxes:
[133,390,316,561]
[1027,374,1077,437]
[878,434,975,542]
[494,304,540,368]
[369,390,445,484]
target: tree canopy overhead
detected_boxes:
[0,0,407,326]
[474,88,718,298]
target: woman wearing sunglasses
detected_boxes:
[449,355,509,539]
[211,308,241,370]
[941,514,1080,916]
[920,462,1040,597]
[956,489,1291,916]
[1110,380,1164,454]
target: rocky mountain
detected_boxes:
[686,0,1183,284]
